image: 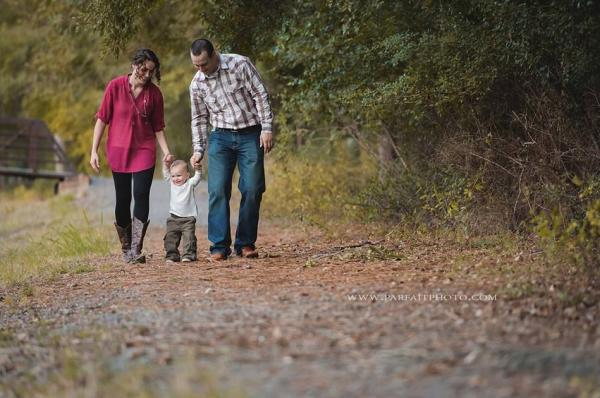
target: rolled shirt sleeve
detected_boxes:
[242,58,273,132]
[96,80,114,124]
[190,81,210,155]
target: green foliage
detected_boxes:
[533,177,600,276]
[418,171,484,226]
[5,0,600,177]
[357,164,485,228]
[268,1,423,134]
[78,0,158,56]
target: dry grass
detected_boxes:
[11,347,246,398]
[0,191,112,287]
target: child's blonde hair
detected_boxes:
[170,159,188,172]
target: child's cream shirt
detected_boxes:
[163,165,202,218]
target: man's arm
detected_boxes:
[190,81,210,161]
[242,58,273,134]
[242,58,274,153]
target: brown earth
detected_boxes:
[1,223,599,397]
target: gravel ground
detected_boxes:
[1,190,600,397]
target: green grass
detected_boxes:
[0,193,112,286]
[0,329,16,347]
[6,345,247,398]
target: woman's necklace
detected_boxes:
[129,78,149,119]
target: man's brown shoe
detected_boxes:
[240,246,259,258]
[210,252,227,261]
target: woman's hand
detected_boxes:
[163,153,175,168]
[90,152,101,173]
[90,119,106,173]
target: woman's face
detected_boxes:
[132,60,156,85]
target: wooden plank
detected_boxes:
[0,166,75,179]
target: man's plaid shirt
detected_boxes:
[189,53,273,156]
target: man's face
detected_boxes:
[191,51,219,75]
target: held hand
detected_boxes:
[90,152,100,173]
[163,153,175,168]
[260,132,274,154]
[190,152,203,169]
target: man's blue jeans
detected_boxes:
[207,127,265,256]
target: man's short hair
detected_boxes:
[191,39,214,57]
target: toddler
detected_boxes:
[163,159,202,262]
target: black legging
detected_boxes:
[112,166,155,227]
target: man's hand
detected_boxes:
[190,152,203,169]
[260,131,273,154]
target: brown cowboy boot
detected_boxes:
[114,222,132,262]
[130,217,150,264]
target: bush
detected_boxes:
[263,143,376,226]
[533,177,600,279]
[357,163,491,232]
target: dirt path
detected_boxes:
[1,223,599,397]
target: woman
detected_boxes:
[90,48,174,263]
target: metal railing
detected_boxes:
[0,116,77,180]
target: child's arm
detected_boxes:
[189,166,203,187]
[162,163,171,181]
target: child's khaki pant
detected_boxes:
[164,214,197,261]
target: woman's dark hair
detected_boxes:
[190,39,214,57]
[131,48,161,83]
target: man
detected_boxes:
[189,39,274,261]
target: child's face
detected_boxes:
[170,165,189,186]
